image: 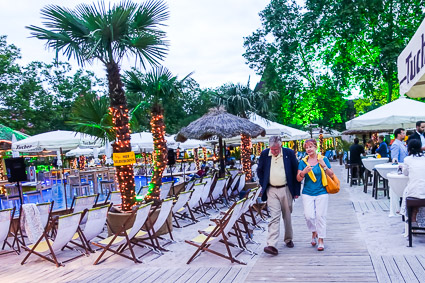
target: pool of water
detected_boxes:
[0,176,179,213]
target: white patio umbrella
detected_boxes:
[11,134,20,157]
[12,130,102,152]
[345,96,425,131]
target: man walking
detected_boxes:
[390,128,408,163]
[407,121,425,151]
[257,136,300,255]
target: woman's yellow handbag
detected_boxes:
[325,174,340,194]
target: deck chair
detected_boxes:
[105,190,122,206]
[1,207,19,255]
[226,173,242,202]
[160,181,174,200]
[175,183,205,226]
[92,202,153,264]
[21,212,84,267]
[135,198,175,253]
[207,177,228,210]
[70,205,110,253]
[70,194,98,224]
[185,198,246,265]
[172,190,193,228]
[184,179,195,192]
[197,176,213,214]
[137,185,149,197]
[17,201,54,246]
[70,194,98,213]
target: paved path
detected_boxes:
[245,164,377,282]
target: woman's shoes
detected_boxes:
[311,237,317,247]
[317,243,324,251]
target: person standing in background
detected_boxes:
[407,121,425,151]
[390,128,408,163]
[376,135,389,158]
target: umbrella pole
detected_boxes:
[60,147,68,210]
[219,137,225,178]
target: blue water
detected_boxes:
[0,176,179,213]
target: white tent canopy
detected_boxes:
[12,130,102,152]
[398,16,425,98]
[65,147,94,157]
[249,113,310,140]
[345,96,425,131]
[168,134,208,149]
[130,132,177,152]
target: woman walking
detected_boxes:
[297,139,334,251]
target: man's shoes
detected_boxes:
[264,246,278,255]
[286,240,294,248]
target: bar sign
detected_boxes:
[113,152,136,166]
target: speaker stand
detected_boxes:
[16,181,24,206]
[170,165,175,196]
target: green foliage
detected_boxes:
[243,0,425,127]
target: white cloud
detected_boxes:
[1,0,268,88]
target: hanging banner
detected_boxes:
[398,17,425,97]
[113,152,136,166]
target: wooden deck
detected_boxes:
[1,163,425,282]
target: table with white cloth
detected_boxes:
[375,164,400,217]
[362,158,389,193]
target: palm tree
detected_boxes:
[124,67,191,203]
[27,0,169,211]
[214,80,277,180]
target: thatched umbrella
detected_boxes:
[176,107,265,176]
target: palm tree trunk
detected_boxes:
[241,134,252,181]
[106,61,135,211]
[146,103,168,205]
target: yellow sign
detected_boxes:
[113,152,136,166]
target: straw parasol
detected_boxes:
[176,107,265,176]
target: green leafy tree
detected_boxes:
[28,0,169,211]
[124,67,191,203]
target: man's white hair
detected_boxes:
[269,136,282,147]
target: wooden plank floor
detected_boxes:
[245,164,377,283]
[2,164,425,282]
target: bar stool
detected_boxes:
[371,169,388,199]
[363,168,373,193]
[347,164,362,187]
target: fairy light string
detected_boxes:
[110,105,136,211]
[241,133,252,181]
[145,107,167,206]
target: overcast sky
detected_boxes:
[0,0,269,88]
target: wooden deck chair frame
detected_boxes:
[21,212,85,267]
[92,202,153,265]
[195,176,214,215]
[172,190,193,228]
[226,173,242,202]
[175,183,205,226]
[134,198,175,254]
[185,199,246,265]
[70,205,110,253]
[0,207,19,255]
[16,201,54,247]
[206,177,227,211]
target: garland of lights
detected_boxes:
[202,147,207,162]
[241,134,252,181]
[146,108,167,205]
[79,155,86,170]
[110,105,136,211]
[0,156,6,181]
[194,148,200,170]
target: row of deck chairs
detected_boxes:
[1,170,264,266]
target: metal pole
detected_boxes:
[219,137,225,178]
